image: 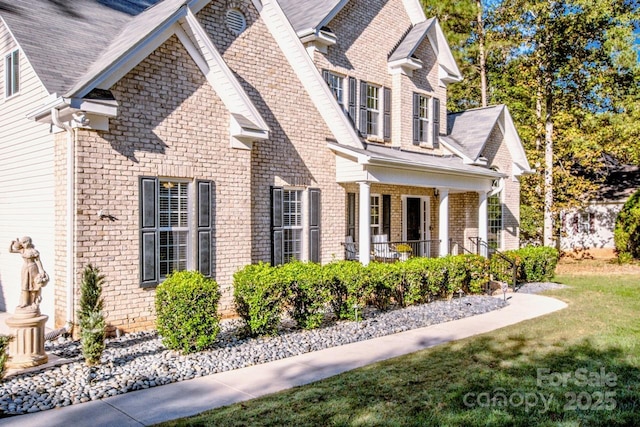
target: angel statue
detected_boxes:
[9,236,49,310]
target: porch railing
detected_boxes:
[448,239,475,256]
[373,239,441,261]
[343,238,441,262]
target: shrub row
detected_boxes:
[490,246,559,284]
[233,255,490,337]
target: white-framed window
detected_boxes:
[417,94,430,143]
[370,194,381,235]
[159,180,190,277]
[413,93,440,147]
[578,212,591,234]
[5,49,19,98]
[272,187,321,265]
[282,189,303,263]
[365,84,380,136]
[488,192,503,250]
[323,71,344,108]
[139,177,213,287]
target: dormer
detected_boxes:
[388,18,462,85]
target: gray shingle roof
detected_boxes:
[277,0,345,34]
[344,143,501,177]
[599,165,640,201]
[388,18,434,62]
[65,0,187,97]
[0,0,179,97]
[446,105,504,160]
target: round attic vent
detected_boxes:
[226,8,247,35]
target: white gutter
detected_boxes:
[51,108,75,334]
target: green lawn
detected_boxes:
[160,272,640,426]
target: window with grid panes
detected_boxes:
[578,212,591,233]
[487,192,503,249]
[370,195,381,235]
[283,189,303,262]
[159,181,189,277]
[417,95,429,143]
[366,84,379,136]
[325,72,344,108]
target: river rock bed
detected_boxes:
[0,292,531,416]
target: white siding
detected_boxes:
[0,21,55,321]
[560,203,623,251]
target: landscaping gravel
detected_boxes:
[0,289,560,417]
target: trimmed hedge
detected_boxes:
[233,254,493,335]
[233,262,287,336]
[156,271,221,354]
[491,246,559,284]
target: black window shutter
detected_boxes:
[382,194,391,239]
[271,187,284,265]
[433,97,440,147]
[359,80,368,136]
[309,188,321,263]
[347,192,356,238]
[139,177,159,287]
[383,87,391,141]
[589,213,595,233]
[348,76,357,127]
[413,93,420,144]
[573,214,579,233]
[197,180,213,278]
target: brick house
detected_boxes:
[0,0,531,332]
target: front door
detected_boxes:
[406,198,421,241]
[404,196,431,256]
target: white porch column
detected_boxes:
[438,188,449,257]
[358,181,371,265]
[478,191,488,257]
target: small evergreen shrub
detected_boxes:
[80,311,105,365]
[0,334,13,379]
[360,262,398,310]
[78,264,106,366]
[234,263,286,336]
[441,255,469,299]
[156,270,221,353]
[322,260,365,320]
[78,264,104,319]
[463,254,490,294]
[614,189,640,259]
[281,261,330,329]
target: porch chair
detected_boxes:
[343,235,359,260]
[372,234,399,262]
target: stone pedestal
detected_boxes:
[5,311,48,369]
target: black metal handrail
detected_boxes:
[448,239,475,255]
[468,237,517,289]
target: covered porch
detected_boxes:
[332,143,504,265]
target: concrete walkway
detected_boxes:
[0,293,567,427]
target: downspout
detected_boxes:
[51,108,75,336]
